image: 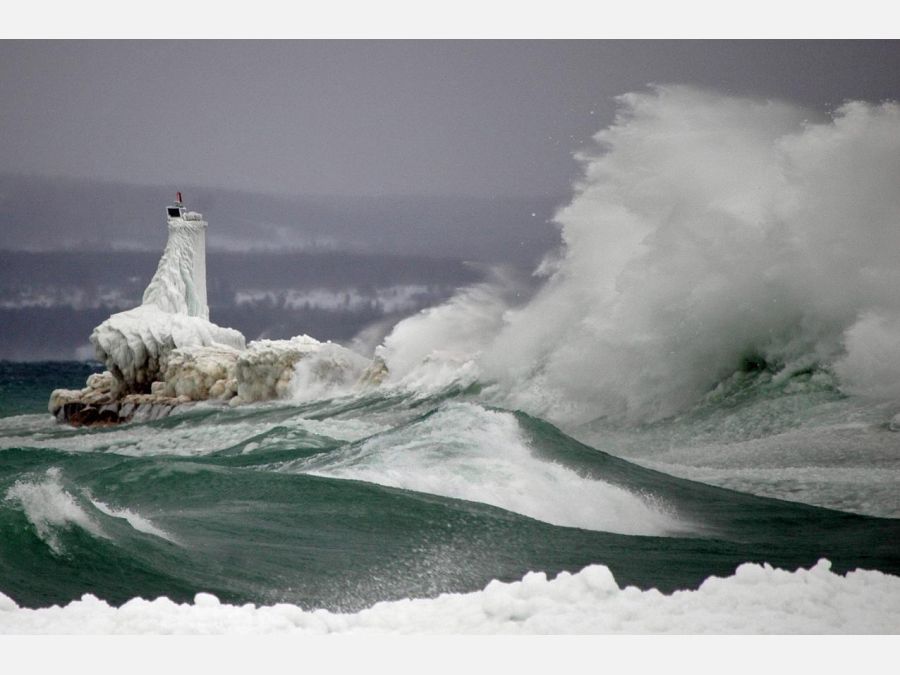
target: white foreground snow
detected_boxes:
[141,216,210,319]
[1,559,897,634]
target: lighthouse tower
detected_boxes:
[141,191,210,319]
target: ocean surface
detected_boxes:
[1,360,898,630]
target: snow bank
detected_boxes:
[1,559,897,634]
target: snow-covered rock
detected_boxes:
[159,345,241,401]
[236,335,370,403]
[49,371,183,425]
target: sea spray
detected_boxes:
[379,86,900,426]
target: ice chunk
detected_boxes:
[236,336,369,403]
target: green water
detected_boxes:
[1,362,898,610]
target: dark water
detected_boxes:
[0,361,103,418]
[1,362,898,610]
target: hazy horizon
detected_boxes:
[2,40,899,360]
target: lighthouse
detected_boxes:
[140,191,210,319]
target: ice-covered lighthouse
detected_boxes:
[142,191,210,320]
[86,191,245,394]
[50,190,368,423]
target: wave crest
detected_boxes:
[290,402,685,536]
[4,468,105,554]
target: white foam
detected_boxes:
[575,393,900,518]
[287,417,388,443]
[0,407,384,458]
[375,273,515,391]
[641,464,900,519]
[287,341,371,402]
[0,413,56,436]
[292,402,684,536]
[835,312,900,400]
[3,468,105,554]
[0,559,895,634]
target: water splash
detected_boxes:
[379,86,900,426]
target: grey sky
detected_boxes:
[2,40,898,198]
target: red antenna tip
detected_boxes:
[176,191,183,204]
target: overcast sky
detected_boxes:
[2,40,898,198]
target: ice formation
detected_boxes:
[1,559,897,634]
[51,194,373,423]
[142,210,210,319]
[236,335,370,403]
[90,204,245,394]
[158,344,242,401]
[91,305,245,395]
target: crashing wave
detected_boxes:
[377,87,900,426]
[295,401,684,536]
[3,468,105,555]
